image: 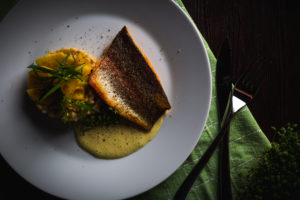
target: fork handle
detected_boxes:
[173,115,232,200]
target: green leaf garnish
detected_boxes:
[71,52,77,64]
[28,54,87,102]
[80,104,120,131]
[62,97,96,113]
[40,79,66,101]
[75,102,96,112]
[60,53,70,66]
[28,64,55,74]
[27,53,110,124]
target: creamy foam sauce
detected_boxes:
[75,116,164,159]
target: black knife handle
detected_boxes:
[173,112,232,200]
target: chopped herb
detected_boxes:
[80,105,120,131]
[27,53,87,102]
[28,53,121,127]
[60,53,70,66]
[71,52,77,64]
[62,97,97,113]
[108,106,118,114]
[40,79,66,101]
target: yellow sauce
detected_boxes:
[75,116,164,159]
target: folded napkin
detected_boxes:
[1,1,271,199]
[131,1,271,199]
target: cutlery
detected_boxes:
[216,38,233,200]
[173,57,266,200]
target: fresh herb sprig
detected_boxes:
[59,96,98,122]
[237,123,300,200]
[27,53,87,102]
[62,96,96,113]
[80,105,120,131]
[28,53,121,128]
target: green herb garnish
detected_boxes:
[62,96,97,113]
[80,105,120,131]
[59,53,70,66]
[28,53,120,128]
[27,53,87,102]
[71,52,77,64]
[40,79,66,102]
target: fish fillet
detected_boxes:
[89,26,171,130]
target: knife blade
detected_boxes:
[216,38,233,200]
[216,38,232,123]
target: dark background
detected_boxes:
[182,0,300,140]
[1,0,300,199]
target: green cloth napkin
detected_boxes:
[1,1,271,199]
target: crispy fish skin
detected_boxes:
[89,26,171,131]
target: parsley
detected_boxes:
[80,105,120,131]
[237,123,300,200]
[62,96,97,113]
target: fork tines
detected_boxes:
[233,57,267,103]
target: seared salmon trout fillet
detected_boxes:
[89,26,171,131]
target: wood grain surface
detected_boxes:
[182,0,300,139]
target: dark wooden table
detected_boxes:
[182,0,300,139]
[2,0,300,199]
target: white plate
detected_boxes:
[0,0,211,199]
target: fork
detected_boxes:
[173,58,266,200]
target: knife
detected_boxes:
[216,38,233,200]
[173,39,234,200]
